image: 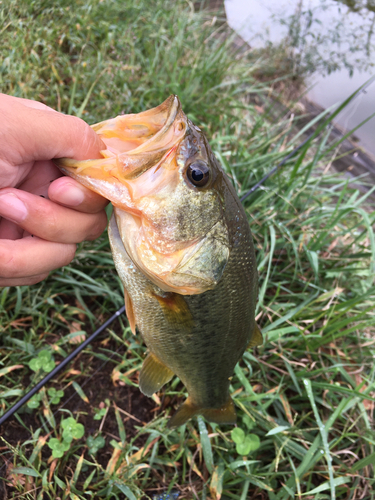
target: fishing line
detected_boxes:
[47,333,127,425]
[240,74,375,203]
[240,132,312,202]
[1,76,374,428]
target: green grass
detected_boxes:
[1,0,375,499]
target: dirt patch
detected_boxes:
[0,325,158,482]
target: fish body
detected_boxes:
[57,96,261,427]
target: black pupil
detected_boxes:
[191,168,204,182]
[187,161,210,187]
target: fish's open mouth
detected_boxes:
[55,95,187,210]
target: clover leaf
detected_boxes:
[27,393,42,409]
[48,438,70,458]
[93,407,107,420]
[231,427,260,455]
[231,427,245,444]
[47,387,64,405]
[236,435,252,455]
[247,434,260,451]
[87,435,106,455]
[29,350,55,373]
[61,417,85,443]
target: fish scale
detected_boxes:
[56,95,262,427]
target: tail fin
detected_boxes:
[167,395,237,428]
[201,397,237,425]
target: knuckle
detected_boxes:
[71,117,97,159]
[24,273,49,285]
[86,212,107,241]
[61,244,76,266]
[36,203,61,240]
[0,250,17,278]
[0,243,28,279]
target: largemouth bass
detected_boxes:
[57,96,262,427]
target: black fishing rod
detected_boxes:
[240,74,375,202]
[0,305,125,427]
[1,76,374,427]
[240,132,312,202]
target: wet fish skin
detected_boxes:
[56,96,261,427]
[110,187,259,427]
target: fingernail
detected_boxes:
[0,193,28,222]
[58,183,85,206]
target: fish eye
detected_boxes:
[186,161,210,188]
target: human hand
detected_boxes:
[0,93,109,286]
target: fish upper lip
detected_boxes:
[126,95,181,156]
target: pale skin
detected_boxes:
[0,93,109,287]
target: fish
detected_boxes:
[56,95,262,427]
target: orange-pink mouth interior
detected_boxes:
[59,96,186,187]
[93,95,182,155]
[56,96,187,213]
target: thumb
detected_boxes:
[0,94,105,164]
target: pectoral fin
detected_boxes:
[124,289,136,335]
[167,395,237,428]
[139,352,174,397]
[151,292,195,330]
[248,323,263,348]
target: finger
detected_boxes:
[0,273,49,287]
[0,95,105,165]
[48,176,109,213]
[0,188,107,243]
[16,160,61,196]
[0,236,76,280]
[11,160,109,214]
[0,217,24,240]
[0,94,58,112]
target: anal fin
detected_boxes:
[139,352,174,397]
[248,323,263,348]
[167,395,237,428]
